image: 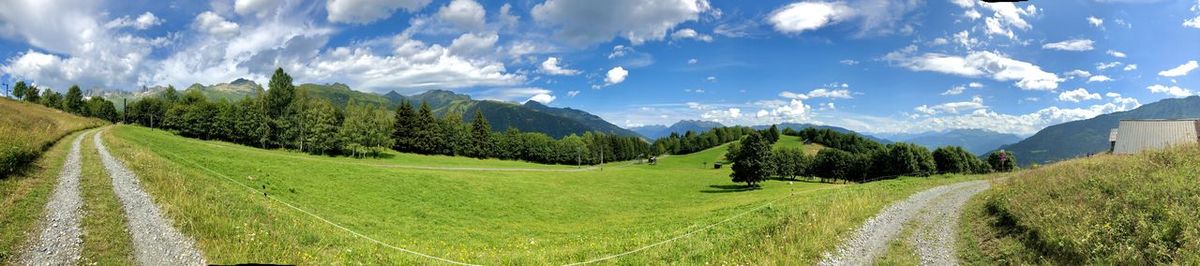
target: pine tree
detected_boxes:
[440,111,467,155]
[391,100,417,152]
[161,85,179,103]
[468,110,492,158]
[63,85,84,114]
[766,124,781,143]
[265,67,295,119]
[411,102,442,154]
[731,132,771,187]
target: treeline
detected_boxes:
[122,68,647,164]
[12,81,119,122]
[650,126,760,155]
[728,128,1018,186]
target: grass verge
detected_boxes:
[0,130,87,262]
[0,98,105,178]
[961,145,1200,264]
[79,130,136,264]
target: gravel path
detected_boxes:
[818,180,990,266]
[19,131,90,265]
[93,131,206,265]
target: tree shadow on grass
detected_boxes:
[700,184,760,193]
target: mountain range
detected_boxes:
[999,96,1200,166]
[880,129,1023,155]
[630,120,725,139]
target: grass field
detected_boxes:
[93,125,983,264]
[0,130,88,261]
[773,135,825,156]
[960,145,1200,264]
[0,98,106,177]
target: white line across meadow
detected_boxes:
[133,131,822,265]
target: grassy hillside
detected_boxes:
[773,135,825,155]
[297,83,392,109]
[0,98,106,177]
[960,145,1200,264]
[102,125,980,264]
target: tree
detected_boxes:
[302,98,342,155]
[41,90,62,109]
[22,85,39,103]
[440,111,468,155]
[339,101,394,157]
[12,81,26,100]
[467,110,493,158]
[771,147,808,179]
[85,96,118,122]
[987,150,1017,172]
[161,85,179,103]
[63,85,84,114]
[766,124,781,143]
[933,146,989,174]
[875,143,936,177]
[730,132,771,187]
[266,67,295,119]
[411,102,443,154]
[391,100,417,152]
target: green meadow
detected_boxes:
[92,125,981,264]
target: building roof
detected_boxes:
[1112,120,1200,154]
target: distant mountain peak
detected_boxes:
[230,78,255,85]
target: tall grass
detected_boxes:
[967,145,1200,264]
[0,98,105,177]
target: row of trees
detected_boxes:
[12,81,119,122]
[121,68,649,164]
[729,128,1019,186]
[650,126,759,155]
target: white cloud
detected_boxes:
[447,32,498,56]
[539,57,580,76]
[671,28,713,42]
[1096,61,1122,71]
[436,0,486,31]
[953,30,978,49]
[1058,88,1101,102]
[236,0,286,18]
[105,12,163,30]
[528,93,556,104]
[840,59,859,65]
[942,85,967,96]
[767,2,853,34]
[1105,92,1121,98]
[605,66,629,85]
[194,11,241,38]
[607,45,633,59]
[1064,69,1092,79]
[1087,75,1113,83]
[1159,60,1199,77]
[687,58,699,64]
[1106,50,1127,58]
[1088,16,1104,27]
[977,2,1038,39]
[531,0,711,46]
[326,0,433,24]
[706,76,717,82]
[1124,64,1138,71]
[1187,17,1200,29]
[1148,84,1194,97]
[968,82,983,88]
[914,96,987,115]
[567,90,581,97]
[886,48,1061,91]
[780,88,854,100]
[1042,39,1094,51]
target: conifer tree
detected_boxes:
[411,101,442,154]
[63,85,84,114]
[391,100,417,152]
[468,110,492,158]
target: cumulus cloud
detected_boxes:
[1088,16,1103,27]
[914,96,987,115]
[893,95,1141,135]
[942,83,982,96]
[194,11,241,38]
[767,2,853,34]
[1087,75,1113,83]
[447,32,498,56]
[1064,69,1092,79]
[1042,39,1094,51]
[528,93,556,104]
[567,90,580,97]
[1124,64,1138,71]
[1106,50,1126,58]
[326,0,433,24]
[670,28,713,42]
[886,47,1061,90]
[476,87,555,103]
[436,0,486,31]
[1058,88,1101,102]
[1159,60,1198,77]
[780,88,854,100]
[1096,61,1123,71]
[105,12,163,30]
[605,66,628,85]
[1147,84,1194,97]
[531,0,711,46]
[539,57,580,76]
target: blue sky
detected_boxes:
[1,0,1199,135]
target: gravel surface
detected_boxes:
[93,131,206,265]
[818,180,990,266]
[909,180,990,266]
[19,131,90,265]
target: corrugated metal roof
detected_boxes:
[1112,120,1200,154]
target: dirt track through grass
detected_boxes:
[93,130,205,265]
[819,179,990,265]
[19,130,91,265]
